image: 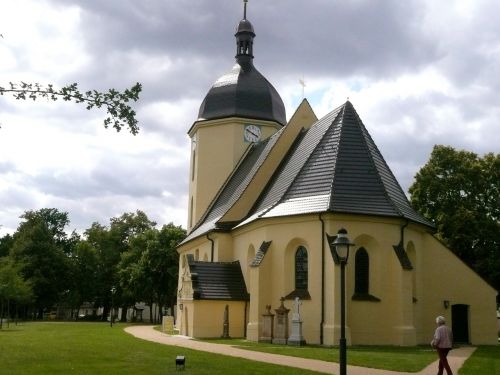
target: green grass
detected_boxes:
[199,338,436,372]
[3,322,497,375]
[459,346,500,375]
[0,322,323,375]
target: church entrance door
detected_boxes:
[451,304,469,343]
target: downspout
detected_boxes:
[244,300,248,338]
[206,233,215,262]
[319,213,325,345]
[399,219,409,246]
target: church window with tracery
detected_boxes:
[295,246,308,290]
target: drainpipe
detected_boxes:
[399,219,409,247]
[319,213,325,345]
[206,233,214,262]
[244,300,248,338]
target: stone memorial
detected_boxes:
[259,304,274,343]
[221,304,230,338]
[288,297,306,346]
[163,315,175,334]
[272,297,289,345]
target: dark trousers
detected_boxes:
[437,347,452,375]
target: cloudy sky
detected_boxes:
[1,0,499,235]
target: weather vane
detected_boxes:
[299,76,306,99]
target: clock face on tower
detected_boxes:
[244,124,261,143]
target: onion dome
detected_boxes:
[197,5,286,126]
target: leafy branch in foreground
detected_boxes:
[0,82,142,135]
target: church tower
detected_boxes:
[187,1,286,230]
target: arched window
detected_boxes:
[355,248,369,295]
[295,246,308,290]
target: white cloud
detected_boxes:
[1,0,499,236]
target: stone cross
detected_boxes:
[292,297,302,321]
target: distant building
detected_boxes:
[176,5,497,345]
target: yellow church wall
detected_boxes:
[178,300,246,338]
[418,235,497,345]
[230,215,324,343]
[188,117,282,229]
[177,211,496,345]
[329,218,419,345]
[190,300,247,338]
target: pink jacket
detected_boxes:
[432,324,453,349]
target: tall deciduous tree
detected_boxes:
[9,209,71,317]
[0,234,14,258]
[118,223,185,323]
[86,211,156,321]
[0,258,33,327]
[409,145,500,299]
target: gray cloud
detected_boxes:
[1,0,499,235]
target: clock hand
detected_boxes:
[246,129,258,137]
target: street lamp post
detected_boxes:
[110,286,116,327]
[330,228,354,375]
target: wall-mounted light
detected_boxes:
[443,300,450,309]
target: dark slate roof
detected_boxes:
[189,260,249,301]
[197,61,286,126]
[183,101,434,244]
[245,101,434,227]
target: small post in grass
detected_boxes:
[175,355,185,370]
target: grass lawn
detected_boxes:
[459,346,500,375]
[198,338,436,372]
[0,322,323,375]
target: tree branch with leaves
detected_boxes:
[0,81,142,135]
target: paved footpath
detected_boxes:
[125,325,475,375]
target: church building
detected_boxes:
[176,5,497,346]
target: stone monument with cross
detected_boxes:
[287,297,306,346]
[272,297,290,345]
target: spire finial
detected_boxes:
[243,0,248,19]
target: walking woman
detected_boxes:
[431,316,454,375]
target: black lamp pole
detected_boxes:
[331,228,354,375]
[339,257,347,375]
[110,286,116,327]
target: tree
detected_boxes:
[409,145,500,299]
[117,223,185,323]
[0,258,33,327]
[155,223,185,314]
[85,211,156,321]
[0,234,14,258]
[9,209,71,317]
[0,82,142,134]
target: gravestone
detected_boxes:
[272,297,289,345]
[288,297,306,346]
[259,304,274,343]
[163,315,175,334]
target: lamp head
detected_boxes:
[331,228,354,263]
